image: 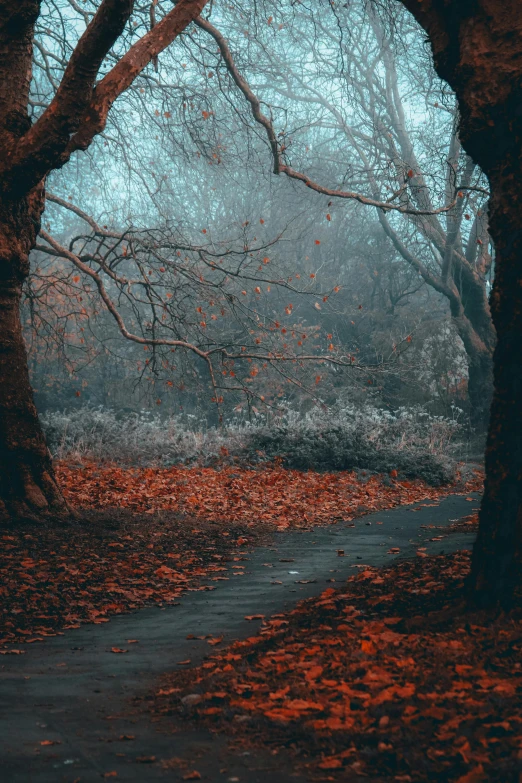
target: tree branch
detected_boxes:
[198,17,458,217]
[0,1,41,124]
[194,16,280,173]
[7,0,209,192]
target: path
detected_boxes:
[0,492,480,782]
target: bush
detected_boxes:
[41,403,461,485]
[247,406,458,485]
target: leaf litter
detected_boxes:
[57,461,481,531]
[0,463,481,651]
[151,548,522,783]
[0,505,264,649]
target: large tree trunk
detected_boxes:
[0,187,69,522]
[398,0,522,604]
[469,171,522,604]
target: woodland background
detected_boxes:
[28,0,491,477]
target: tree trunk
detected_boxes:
[397,0,522,604]
[0,187,69,522]
[465,343,493,432]
[451,309,493,431]
[469,172,522,605]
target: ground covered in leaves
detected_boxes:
[0,463,481,653]
[154,548,522,783]
[57,462,481,530]
[0,509,263,650]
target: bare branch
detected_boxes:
[39,228,211,360]
[7,0,209,192]
[197,18,459,217]
[194,16,280,173]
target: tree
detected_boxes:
[394,0,522,604]
[0,0,209,521]
[1,0,355,521]
[192,1,494,427]
[184,0,522,603]
[33,193,348,415]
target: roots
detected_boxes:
[0,453,72,523]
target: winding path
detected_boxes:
[1,492,480,782]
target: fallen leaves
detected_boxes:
[56,461,481,532]
[153,549,522,782]
[207,636,223,646]
[0,505,264,648]
[0,462,481,650]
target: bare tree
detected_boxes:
[0,0,209,521]
[33,193,351,409]
[187,2,494,426]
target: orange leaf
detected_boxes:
[318,757,342,769]
[455,766,486,783]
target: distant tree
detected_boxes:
[191,2,494,427]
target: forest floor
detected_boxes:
[1,462,481,649]
[154,547,522,783]
[0,461,499,783]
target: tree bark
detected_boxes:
[0,0,207,523]
[466,348,493,431]
[469,171,522,604]
[450,309,493,430]
[0,187,69,522]
[398,0,522,603]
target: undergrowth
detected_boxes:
[41,404,461,486]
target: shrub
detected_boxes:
[247,405,458,485]
[41,403,461,485]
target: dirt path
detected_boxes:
[0,493,480,782]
